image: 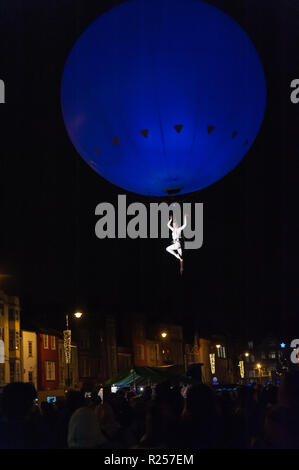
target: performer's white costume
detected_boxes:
[166,216,187,260]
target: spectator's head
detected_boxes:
[87,391,102,408]
[67,407,107,449]
[185,383,215,418]
[1,382,37,421]
[143,386,152,400]
[65,390,85,413]
[126,391,136,407]
[236,385,256,408]
[154,381,172,403]
[115,389,125,399]
[126,391,136,400]
[168,385,184,418]
[40,400,56,416]
[102,386,112,402]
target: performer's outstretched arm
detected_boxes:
[179,214,187,231]
[167,215,174,231]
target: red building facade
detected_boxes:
[37,332,60,391]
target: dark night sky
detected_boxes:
[0,0,299,340]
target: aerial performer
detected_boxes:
[166,214,187,274]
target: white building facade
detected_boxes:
[0,291,21,386]
[21,330,38,390]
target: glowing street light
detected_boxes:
[216,344,221,349]
[161,332,167,339]
[74,311,83,319]
[244,352,249,357]
[256,363,262,369]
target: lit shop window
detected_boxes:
[136,344,145,360]
[45,361,55,381]
[51,336,56,350]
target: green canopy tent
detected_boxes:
[105,365,193,389]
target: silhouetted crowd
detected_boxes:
[1,369,299,449]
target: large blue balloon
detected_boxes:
[61,0,266,196]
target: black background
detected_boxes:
[0,0,299,341]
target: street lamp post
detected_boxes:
[256,363,262,384]
[64,312,83,390]
[160,331,168,364]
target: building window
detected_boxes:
[269,352,276,359]
[149,345,155,362]
[51,336,56,350]
[43,335,49,349]
[45,361,55,381]
[135,344,145,361]
[28,341,33,357]
[248,341,253,349]
[217,346,226,358]
[28,371,33,382]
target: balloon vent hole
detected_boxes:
[163,187,182,195]
[207,125,215,134]
[140,129,149,138]
[174,124,183,134]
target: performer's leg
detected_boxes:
[166,243,181,259]
[177,244,184,274]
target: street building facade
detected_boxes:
[21,330,38,390]
[0,291,21,386]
